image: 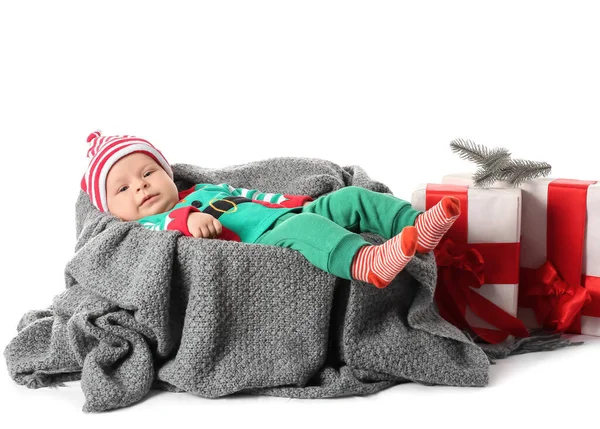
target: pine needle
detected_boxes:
[450,138,491,166]
[473,167,501,188]
[497,159,552,187]
[482,147,512,172]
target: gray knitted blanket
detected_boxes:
[4,157,579,413]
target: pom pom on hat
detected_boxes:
[80,130,173,213]
[87,130,101,143]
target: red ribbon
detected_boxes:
[582,276,600,318]
[519,179,599,333]
[520,260,591,331]
[434,239,529,343]
[426,184,529,344]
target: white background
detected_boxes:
[1,0,599,427]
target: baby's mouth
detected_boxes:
[141,194,158,206]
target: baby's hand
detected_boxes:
[187,212,222,239]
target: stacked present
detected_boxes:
[412,183,527,344]
[415,139,600,343]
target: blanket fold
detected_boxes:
[4,157,579,413]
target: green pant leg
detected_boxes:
[254,212,370,280]
[302,186,422,239]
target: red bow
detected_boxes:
[434,239,529,344]
[524,260,592,332]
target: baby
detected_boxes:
[81,131,460,289]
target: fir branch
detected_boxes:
[482,147,512,172]
[497,159,552,187]
[473,167,502,188]
[449,137,551,188]
[450,138,492,167]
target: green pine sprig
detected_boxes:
[496,159,552,187]
[482,147,512,172]
[473,167,502,188]
[450,138,511,170]
[450,138,493,166]
[449,138,552,188]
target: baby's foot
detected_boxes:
[415,196,461,253]
[351,226,418,289]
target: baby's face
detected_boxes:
[106,152,180,221]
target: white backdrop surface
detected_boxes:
[1,1,599,427]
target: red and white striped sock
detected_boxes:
[351,226,418,289]
[415,196,461,253]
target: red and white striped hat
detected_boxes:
[81,130,173,212]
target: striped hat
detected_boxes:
[81,130,173,213]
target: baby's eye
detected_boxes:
[144,171,153,177]
[118,186,128,193]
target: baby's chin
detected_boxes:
[143,199,177,217]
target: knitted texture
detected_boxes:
[4,157,578,412]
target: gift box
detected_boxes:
[412,183,528,343]
[442,173,600,336]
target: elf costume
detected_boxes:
[135,182,423,280]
